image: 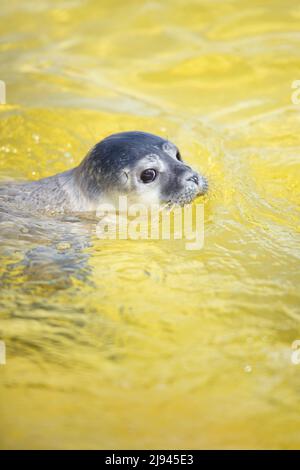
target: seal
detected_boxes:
[1,131,208,214]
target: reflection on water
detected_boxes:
[0,0,300,449]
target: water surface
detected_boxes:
[0,0,300,449]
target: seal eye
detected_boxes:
[140,168,157,184]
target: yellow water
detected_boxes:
[1,0,300,450]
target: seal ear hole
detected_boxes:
[140,168,157,184]
[176,151,182,161]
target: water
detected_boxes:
[0,0,300,449]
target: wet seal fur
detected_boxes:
[1,131,208,214]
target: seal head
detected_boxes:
[75,131,208,208]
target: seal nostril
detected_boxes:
[187,174,199,185]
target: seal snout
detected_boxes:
[197,174,209,195]
[185,169,208,196]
